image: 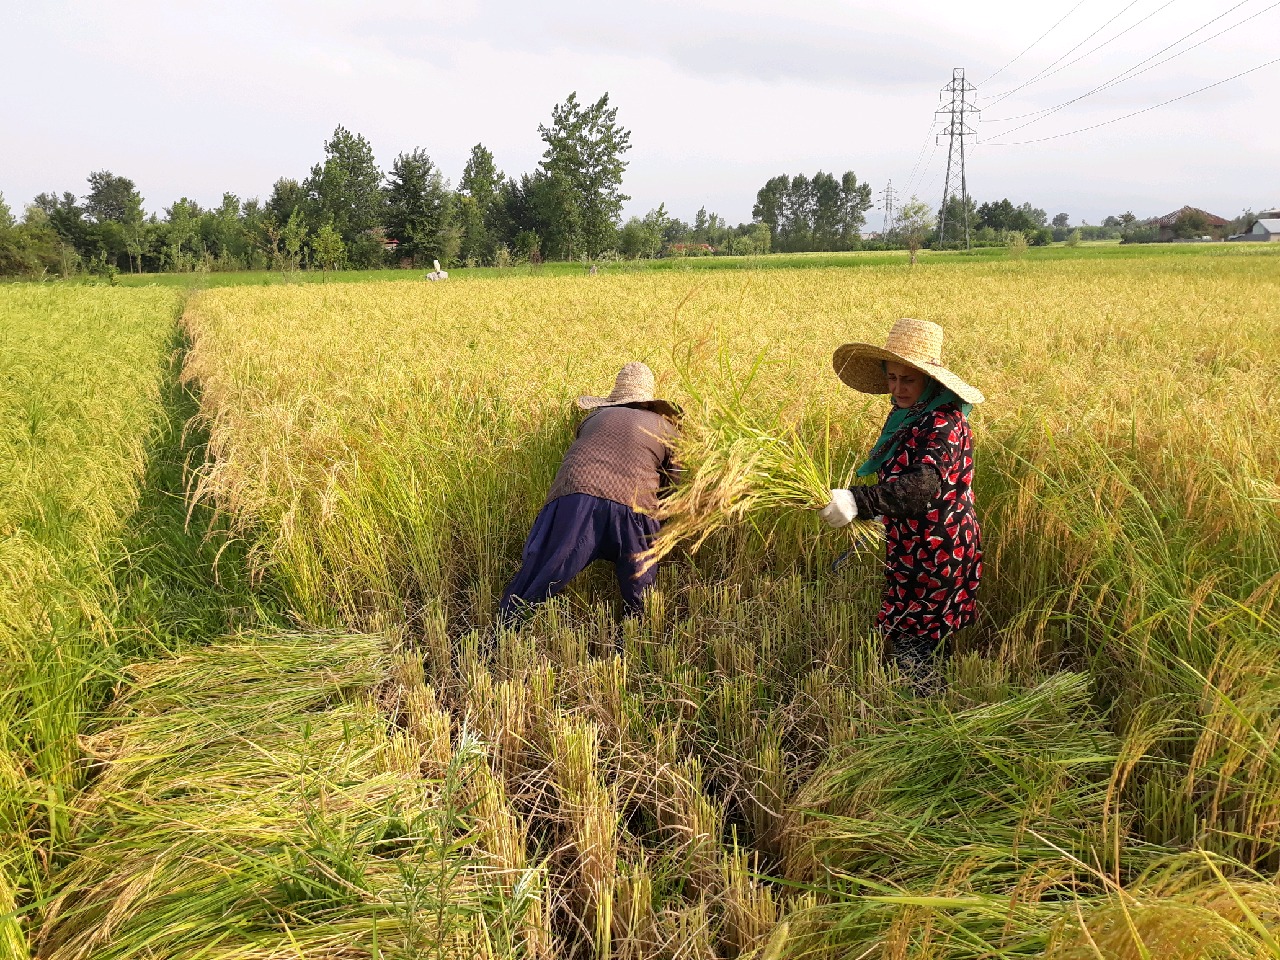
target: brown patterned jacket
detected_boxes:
[545,404,680,514]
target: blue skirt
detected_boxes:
[499,493,660,621]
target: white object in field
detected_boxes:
[425,258,449,281]
[819,489,858,528]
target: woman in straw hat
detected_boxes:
[818,318,984,674]
[499,362,681,625]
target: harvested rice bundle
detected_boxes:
[641,387,881,570]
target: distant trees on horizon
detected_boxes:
[0,93,1230,278]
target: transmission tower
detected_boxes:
[936,68,978,249]
[879,180,896,235]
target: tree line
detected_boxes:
[0,92,647,277]
[6,88,1236,278]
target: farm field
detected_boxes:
[92,237,1259,290]
[3,247,1279,958]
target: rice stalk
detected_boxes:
[641,377,880,570]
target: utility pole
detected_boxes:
[879,179,896,236]
[936,67,978,250]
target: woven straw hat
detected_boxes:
[832,318,984,405]
[577,362,679,417]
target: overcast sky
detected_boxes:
[3,1,1276,226]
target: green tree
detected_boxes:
[781,174,814,251]
[1172,208,1212,240]
[938,194,977,245]
[1052,212,1070,229]
[809,171,842,250]
[617,204,668,259]
[206,193,246,269]
[0,194,19,274]
[280,207,309,270]
[312,218,347,274]
[726,222,771,256]
[85,171,142,224]
[306,125,385,265]
[538,91,632,258]
[164,198,202,271]
[385,148,454,267]
[80,172,143,272]
[456,194,486,265]
[838,171,873,249]
[459,143,503,263]
[34,192,93,262]
[1120,213,1156,245]
[977,198,1017,232]
[0,200,65,277]
[1016,202,1048,229]
[895,196,935,264]
[691,208,729,249]
[266,178,307,226]
[526,169,583,261]
[461,143,501,208]
[752,175,789,248]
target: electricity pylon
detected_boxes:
[879,180,896,236]
[936,68,978,250]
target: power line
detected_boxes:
[982,56,1280,145]
[984,0,1274,131]
[983,0,1144,111]
[901,120,939,198]
[920,151,946,198]
[977,1,1087,86]
[983,0,1180,110]
[907,137,943,203]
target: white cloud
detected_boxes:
[1,0,1276,225]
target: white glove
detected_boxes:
[818,489,858,528]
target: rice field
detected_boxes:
[0,286,181,920]
[3,247,1279,957]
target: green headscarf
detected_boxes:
[855,375,972,478]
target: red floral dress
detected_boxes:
[876,405,982,646]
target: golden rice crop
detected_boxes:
[17,247,1274,958]
[639,339,882,570]
[168,249,1280,956]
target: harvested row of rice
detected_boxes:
[35,631,530,960]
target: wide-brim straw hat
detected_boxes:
[577,362,680,418]
[832,318,984,405]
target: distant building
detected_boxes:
[1151,206,1230,242]
[667,243,716,256]
[366,226,400,254]
[1227,217,1280,242]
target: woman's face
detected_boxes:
[885,362,927,408]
